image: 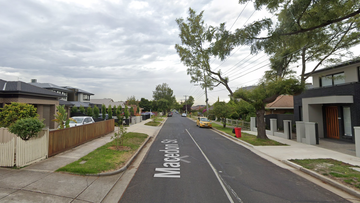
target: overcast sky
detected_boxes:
[0,0,358,106]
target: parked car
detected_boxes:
[168,112,173,117]
[196,117,212,128]
[181,113,187,117]
[69,116,95,127]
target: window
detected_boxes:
[320,72,345,87]
[83,94,90,101]
[343,107,352,137]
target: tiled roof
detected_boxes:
[266,95,293,109]
[63,86,94,95]
[31,82,71,92]
[90,98,126,108]
[0,79,65,98]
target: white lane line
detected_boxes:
[186,129,238,203]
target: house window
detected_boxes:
[320,72,345,87]
[343,106,352,137]
[83,94,90,101]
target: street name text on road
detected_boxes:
[154,139,180,178]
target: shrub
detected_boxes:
[111,125,127,149]
[71,106,78,113]
[87,107,93,117]
[53,105,76,129]
[208,114,215,120]
[93,105,99,118]
[9,117,45,141]
[108,105,112,119]
[124,105,129,119]
[79,105,85,114]
[102,104,106,120]
[130,106,134,116]
[0,102,38,127]
[137,106,140,114]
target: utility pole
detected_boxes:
[184,95,187,115]
[203,73,209,114]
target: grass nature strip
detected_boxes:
[211,123,286,146]
[291,159,360,190]
[56,132,148,175]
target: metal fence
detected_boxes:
[48,119,114,157]
[225,119,251,130]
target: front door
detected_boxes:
[325,106,339,139]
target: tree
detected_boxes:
[175,8,234,96]
[93,105,100,119]
[185,96,195,107]
[53,105,76,129]
[108,105,113,119]
[152,83,176,112]
[71,106,78,113]
[116,106,123,125]
[111,124,127,149]
[9,117,45,141]
[0,102,38,127]
[86,107,93,117]
[130,106,134,116]
[137,106,140,114]
[127,96,138,105]
[139,98,152,112]
[211,101,233,128]
[234,77,303,139]
[102,104,106,120]
[124,105,129,119]
[79,105,85,114]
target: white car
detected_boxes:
[181,113,187,117]
[69,116,95,127]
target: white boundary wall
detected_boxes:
[0,128,49,167]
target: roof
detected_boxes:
[90,98,127,108]
[0,79,66,98]
[304,57,360,76]
[266,95,293,109]
[68,101,92,107]
[63,86,94,95]
[59,100,74,106]
[30,82,72,92]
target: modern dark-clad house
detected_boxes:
[294,58,360,143]
[0,79,66,129]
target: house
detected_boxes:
[0,79,66,129]
[62,86,94,107]
[294,58,360,143]
[265,95,294,115]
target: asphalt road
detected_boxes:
[119,114,349,203]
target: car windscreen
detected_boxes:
[200,118,209,122]
[70,117,84,123]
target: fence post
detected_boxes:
[270,119,277,136]
[250,117,256,132]
[296,121,305,143]
[355,127,360,157]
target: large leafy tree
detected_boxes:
[222,0,360,86]
[139,98,152,112]
[211,101,233,128]
[152,83,176,113]
[234,76,303,139]
[185,96,195,107]
[127,96,138,105]
[175,8,234,96]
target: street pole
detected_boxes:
[184,95,187,115]
[204,73,209,114]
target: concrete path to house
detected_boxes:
[0,118,163,203]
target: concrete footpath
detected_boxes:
[0,119,164,203]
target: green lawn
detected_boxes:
[56,132,148,175]
[291,159,360,189]
[145,121,161,126]
[212,123,286,146]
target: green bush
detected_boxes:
[0,102,38,127]
[208,114,215,120]
[93,106,99,118]
[124,105,129,119]
[102,104,106,120]
[130,106,134,116]
[9,117,45,141]
[79,105,85,114]
[87,107,93,117]
[108,105,112,119]
[71,106,78,113]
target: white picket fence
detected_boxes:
[0,127,49,167]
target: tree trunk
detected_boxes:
[222,118,226,128]
[256,108,268,139]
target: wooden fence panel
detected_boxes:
[48,119,114,157]
[0,138,15,167]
